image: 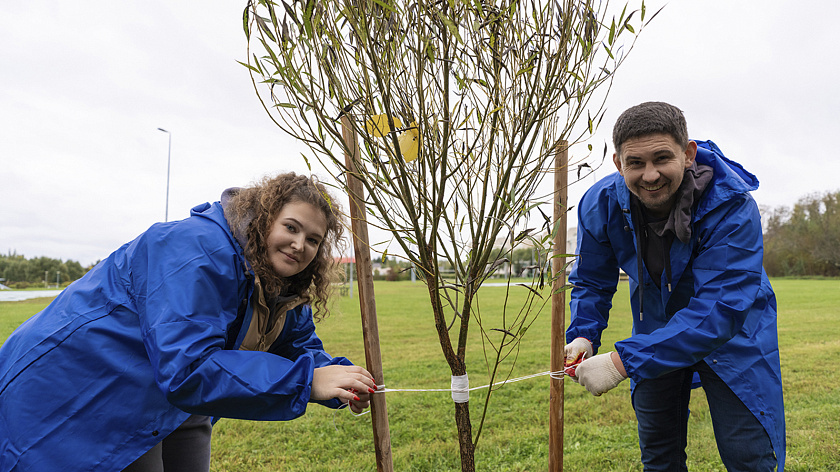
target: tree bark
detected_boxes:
[455,402,476,471]
[422,268,476,471]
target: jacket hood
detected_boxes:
[189,199,245,257]
[692,140,758,219]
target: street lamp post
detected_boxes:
[157,128,172,222]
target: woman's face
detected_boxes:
[266,201,328,278]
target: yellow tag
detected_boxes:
[365,114,403,137]
[398,123,419,162]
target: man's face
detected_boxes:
[613,133,697,218]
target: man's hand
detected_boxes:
[564,337,593,381]
[312,365,376,412]
[575,352,627,396]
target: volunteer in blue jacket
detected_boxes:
[564,102,785,471]
[0,172,376,471]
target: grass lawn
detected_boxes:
[1,279,838,470]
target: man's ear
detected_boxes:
[612,152,623,174]
[684,141,698,168]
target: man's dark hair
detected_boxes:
[612,102,689,155]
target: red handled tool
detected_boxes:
[564,352,585,377]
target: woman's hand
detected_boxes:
[348,391,371,414]
[312,365,376,412]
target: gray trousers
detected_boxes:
[122,415,212,472]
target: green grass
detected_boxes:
[1,280,838,470]
[0,296,56,343]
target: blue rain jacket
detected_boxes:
[0,201,350,471]
[567,140,785,468]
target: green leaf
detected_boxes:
[602,43,615,60]
[303,0,315,37]
[267,1,278,28]
[435,11,463,44]
[424,39,436,62]
[608,20,616,45]
[252,54,264,75]
[236,60,262,75]
[552,284,573,295]
[256,15,276,43]
[281,0,301,28]
[243,6,251,39]
[467,78,488,88]
[370,0,398,13]
[453,72,466,90]
[516,283,544,299]
[259,37,281,66]
[515,65,535,78]
[472,0,484,16]
[275,102,298,108]
[641,0,647,21]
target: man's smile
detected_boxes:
[642,183,666,192]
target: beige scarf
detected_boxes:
[238,275,304,352]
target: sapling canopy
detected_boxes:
[243,0,655,468]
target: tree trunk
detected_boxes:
[455,402,476,471]
[421,266,476,471]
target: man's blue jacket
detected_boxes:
[0,201,349,471]
[566,140,785,468]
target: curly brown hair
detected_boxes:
[223,172,344,320]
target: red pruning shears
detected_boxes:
[564,352,585,378]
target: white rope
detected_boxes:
[374,369,566,395]
[334,368,571,424]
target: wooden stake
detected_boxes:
[340,116,394,472]
[549,140,569,472]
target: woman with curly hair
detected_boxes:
[0,172,374,472]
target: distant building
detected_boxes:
[491,226,578,255]
[487,226,579,277]
[335,257,392,278]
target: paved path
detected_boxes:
[0,290,62,302]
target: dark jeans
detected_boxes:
[122,415,212,472]
[632,361,776,472]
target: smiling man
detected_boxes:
[564,102,785,471]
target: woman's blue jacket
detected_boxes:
[566,140,785,468]
[0,201,349,471]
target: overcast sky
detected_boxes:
[2,1,838,267]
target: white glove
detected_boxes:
[564,337,593,382]
[575,352,627,396]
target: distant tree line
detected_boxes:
[0,252,90,289]
[763,191,840,277]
